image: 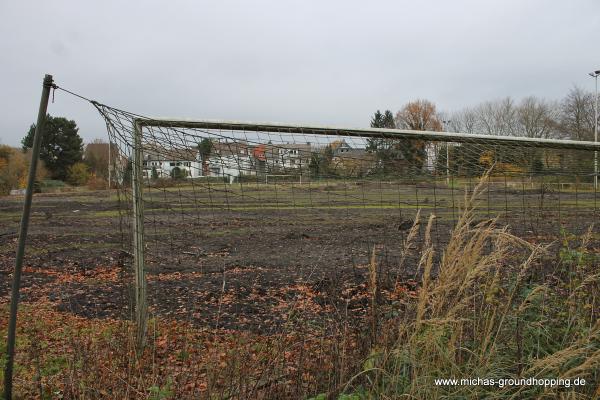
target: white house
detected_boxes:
[142,147,201,179]
[276,143,311,170]
[207,141,257,179]
[139,140,314,181]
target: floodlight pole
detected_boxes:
[446,141,450,185]
[443,120,451,185]
[132,119,147,353]
[108,140,111,189]
[590,70,599,190]
[4,74,53,400]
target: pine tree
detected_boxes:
[198,138,213,176]
[382,110,395,128]
[370,110,384,128]
[22,115,83,181]
[367,110,400,174]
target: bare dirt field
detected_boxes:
[1,179,599,398]
[1,180,597,332]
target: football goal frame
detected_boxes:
[128,116,600,351]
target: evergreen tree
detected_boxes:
[367,110,401,174]
[370,110,384,128]
[309,145,334,177]
[22,115,83,181]
[198,138,213,176]
[382,110,395,128]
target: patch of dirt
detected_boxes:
[1,187,597,334]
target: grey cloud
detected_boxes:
[0,0,598,146]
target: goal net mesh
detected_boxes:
[95,101,599,326]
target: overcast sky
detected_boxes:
[0,0,598,146]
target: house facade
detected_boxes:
[142,147,201,179]
[206,141,312,176]
[277,143,311,170]
[140,140,317,180]
[206,141,259,178]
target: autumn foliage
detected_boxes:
[0,145,47,195]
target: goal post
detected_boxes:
[131,119,147,352]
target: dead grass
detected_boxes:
[2,172,599,399]
[337,171,600,399]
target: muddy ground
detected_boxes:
[1,180,598,334]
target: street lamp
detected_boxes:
[442,120,451,185]
[589,70,600,189]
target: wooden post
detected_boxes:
[4,74,53,400]
[132,119,147,353]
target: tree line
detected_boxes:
[366,86,597,177]
[447,87,595,140]
[1,86,597,194]
[0,115,110,194]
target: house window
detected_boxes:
[170,162,175,166]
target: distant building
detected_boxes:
[331,140,375,176]
[331,139,353,156]
[142,146,201,179]
[207,141,256,178]
[276,143,311,170]
[139,140,314,180]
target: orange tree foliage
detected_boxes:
[395,100,442,171]
[0,145,47,194]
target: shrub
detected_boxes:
[170,166,187,180]
[67,162,90,186]
[87,175,108,190]
[0,146,47,195]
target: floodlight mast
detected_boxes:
[590,70,600,189]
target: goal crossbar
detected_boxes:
[135,117,600,151]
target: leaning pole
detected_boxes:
[3,74,53,400]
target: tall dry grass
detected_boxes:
[3,171,599,399]
[336,171,600,399]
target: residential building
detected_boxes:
[142,146,201,179]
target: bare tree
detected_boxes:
[474,97,518,136]
[84,139,111,180]
[516,96,560,139]
[559,86,595,141]
[449,107,478,134]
